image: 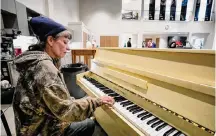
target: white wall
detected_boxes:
[16,0,80,26]
[68,22,83,42]
[122,0,142,10]
[159,35,168,48]
[16,0,46,15]
[16,1,30,36]
[80,0,215,49]
[48,0,80,26]
[2,0,17,14]
[66,0,79,22]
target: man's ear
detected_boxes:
[47,36,54,47]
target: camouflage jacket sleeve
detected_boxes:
[35,60,102,122]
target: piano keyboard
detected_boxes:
[81,76,187,136]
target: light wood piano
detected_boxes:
[77,48,215,136]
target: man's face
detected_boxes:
[50,36,69,58]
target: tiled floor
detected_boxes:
[1,105,107,136]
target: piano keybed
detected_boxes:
[81,75,187,136]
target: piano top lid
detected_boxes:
[98,47,215,54]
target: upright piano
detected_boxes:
[77,48,215,136]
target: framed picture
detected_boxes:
[122,10,139,20]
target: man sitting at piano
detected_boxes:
[12,16,115,136]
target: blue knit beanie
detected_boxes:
[30,16,66,41]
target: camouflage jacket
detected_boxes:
[13,51,102,136]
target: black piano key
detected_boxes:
[91,81,100,84]
[129,106,139,112]
[132,108,143,114]
[122,102,133,107]
[120,101,131,105]
[106,92,116,95]
[126,105,137,110]
[98,86,107,89]
[89,79,97,82]
[122,102,133,106]
[137,111,149,118]
[116,98,126,102]
[151,120,163,128]
[163,127,176,136]
[114,96,125,102]
[100,88,110,91]
[120,100,129,105]
[173,131,182,136]
[140,113,152,120]
[92,84,101,86]
[93,83,103,85]
[147,117,159,125]
[86,78,91,81]
[114,96,123,98]
[102,88,113,91]
[103,90,114,94]
[95,85,105,88]
[108,93,119,97]
[129,106,140,112]
[155,123,167,131]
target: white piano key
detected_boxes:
[143,118,160,131]
[81,78,105,96]
[169,130,179,136]
[130,111,146,120]
[131,109,145,116]
[150,125,171,136]
[145,120,163,133]
[140,116,156,129]
[156,127,175,136]
[151,125,172,136]
[130,116,156,135]
[113,103,121,108]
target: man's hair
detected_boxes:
[28,30,72,51]
[129,38,131,39]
